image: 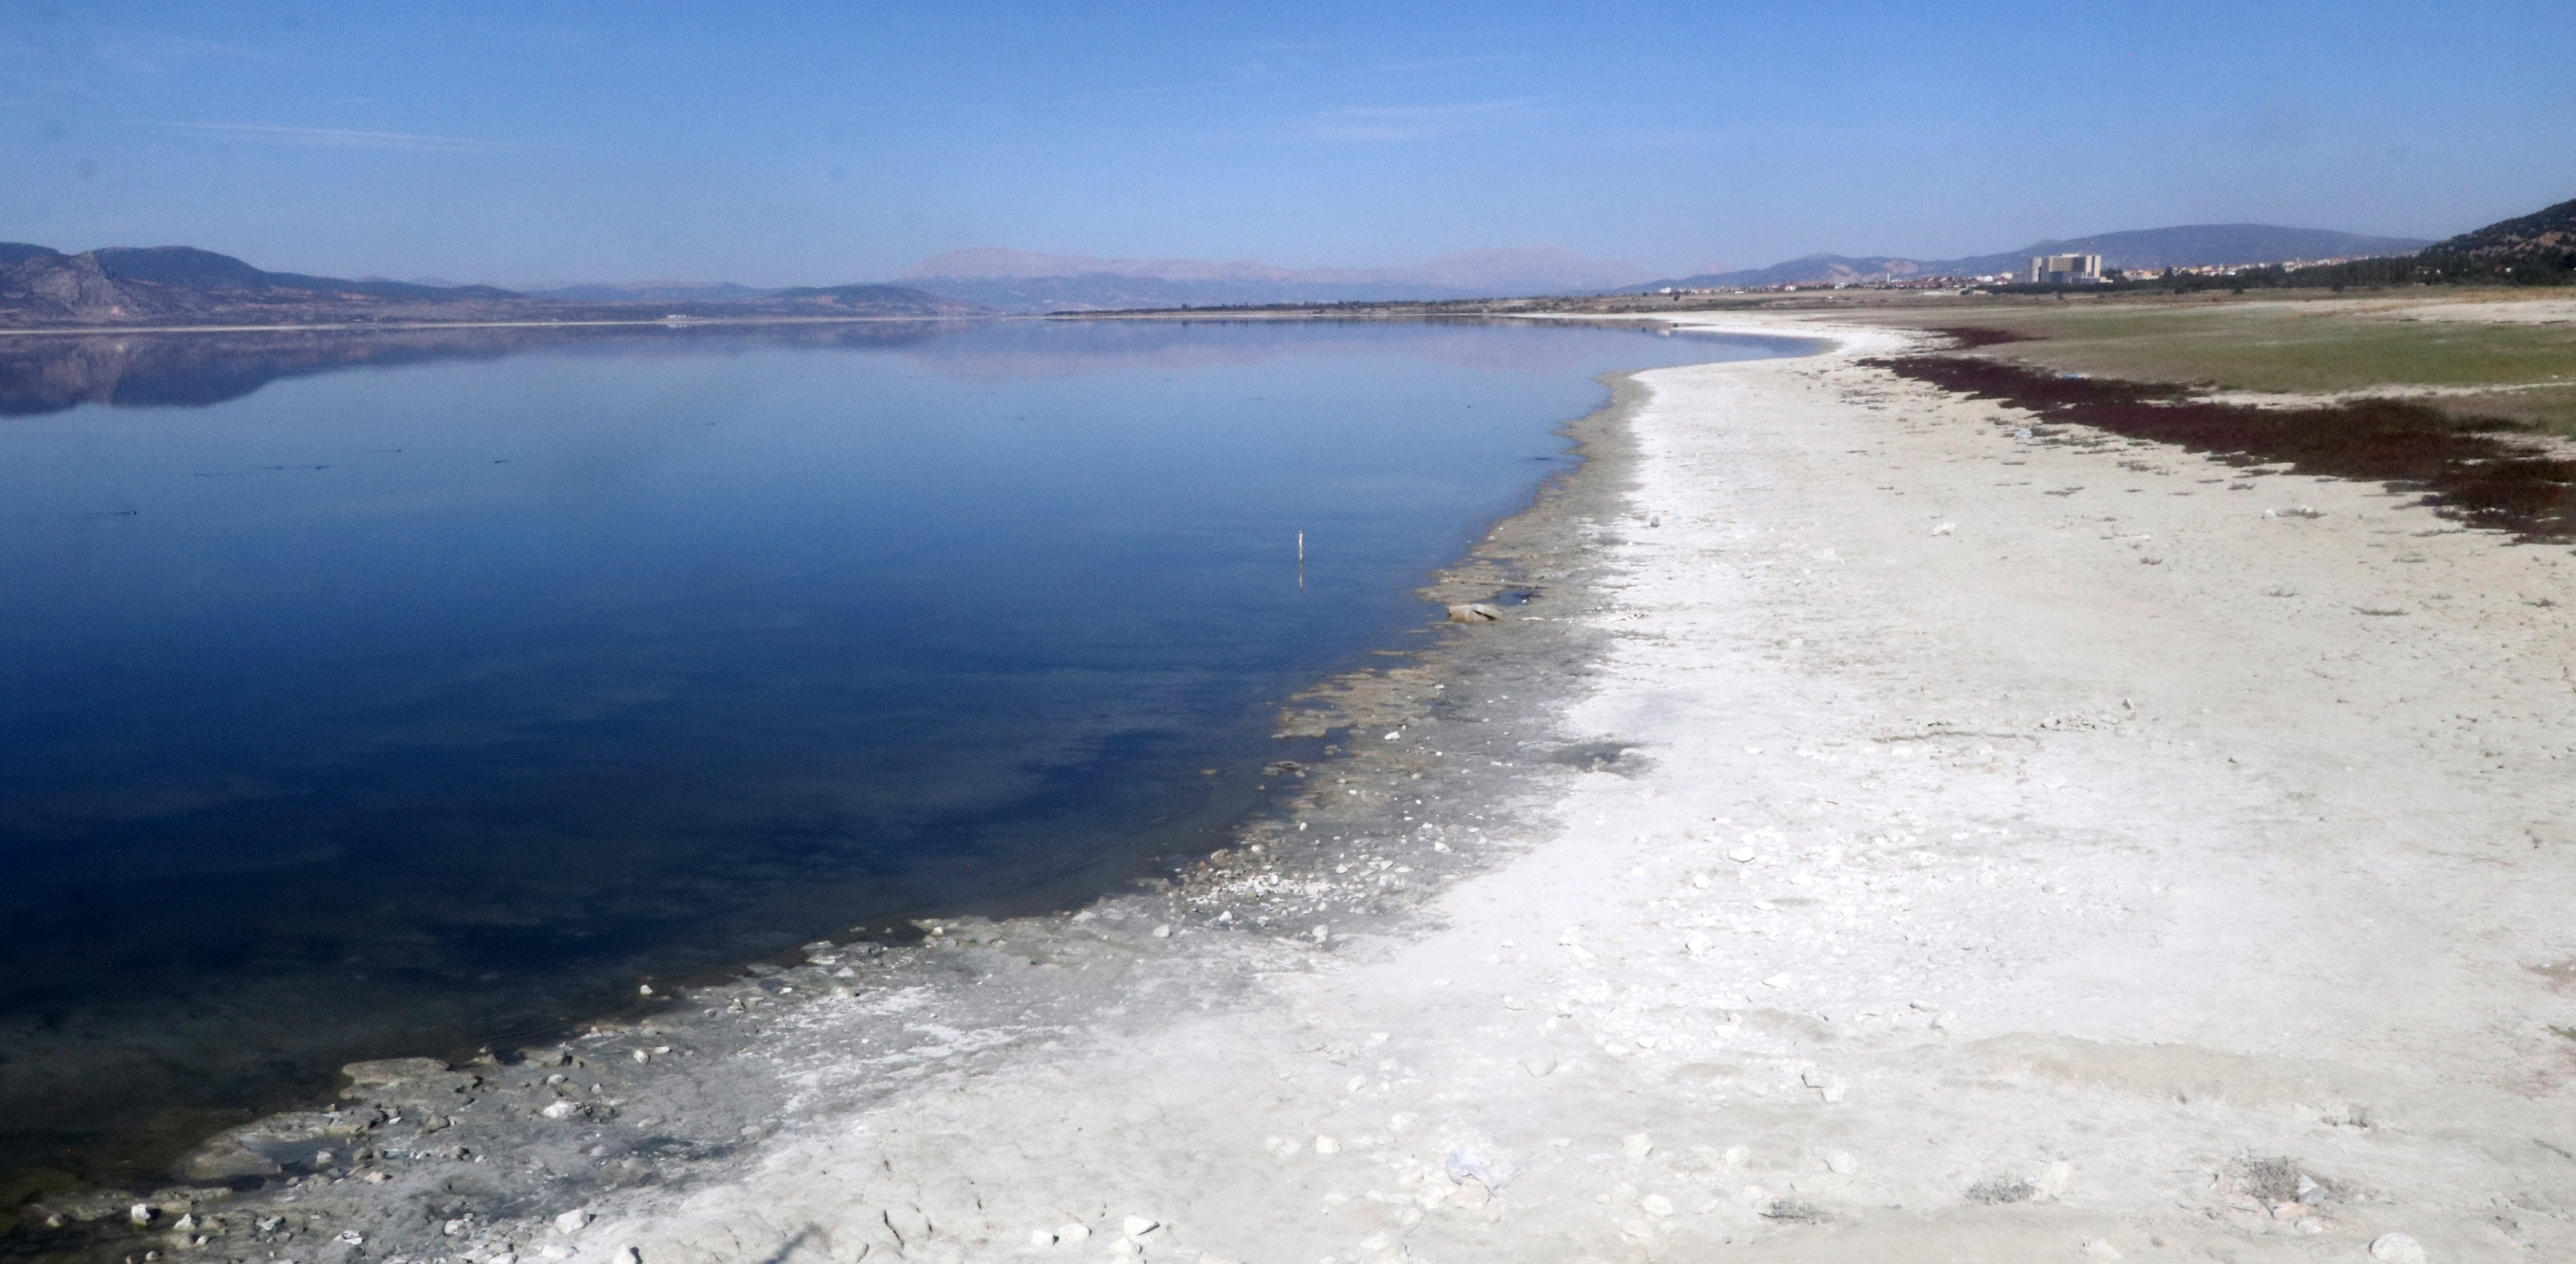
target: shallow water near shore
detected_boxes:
[0,317,1800,1187]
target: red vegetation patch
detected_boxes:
[1925,326,2040,351]
[1865,355,2576,541]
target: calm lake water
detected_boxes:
[0,317,1803,1182]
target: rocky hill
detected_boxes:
[2419,197,2576,271]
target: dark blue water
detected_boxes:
[0,318,1803,1179]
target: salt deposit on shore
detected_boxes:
[116,316,2576,1263]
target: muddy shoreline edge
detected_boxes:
[10,334,1790,1264]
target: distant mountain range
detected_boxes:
[0,243,976,328]
[518,279,785,303]
[1,210,2542,332]
[1616,224,2438,291]
[892,246,1660,313]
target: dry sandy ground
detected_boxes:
[217,319,2574,1264]
[2379,299,2576,325]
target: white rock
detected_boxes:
[1314,1135,1341,1154]
[1640,1194,1674,1217]
[552,1210,592,1235]
[1058,1222,1090,1242]
[1525,1055,1557,1077]
[127,1205,154,1226]
[338,1231,366,1246]
[540,1100,580,1120]
[1121,1215,1159,1237]
[1150,924,1171,938]
[1501,995,1527,1011]
[1825,1151,1856,1175]
[1761,973,1791,989]
[1721,1145,1750,1168]
[1932,522,1956,536]
[1728,848,1757,863]
[1622,1133,1654,1159]
[1683,931,1712,957]
[1311,925,1330,943]
[617,1249,642,1264]
[2036,1160,2074,1198]
[2080,1240,2123,1260]
[2368,1233,2426,1263]
[1029,1229,1055,1246]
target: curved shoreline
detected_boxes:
[35,306,2575,1261]
[8,325,1812,1259]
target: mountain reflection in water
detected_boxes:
[0,316,1696,416]
[0,322,967,415]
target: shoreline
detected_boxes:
[6,325,1736,1256]
[29,312,2576,1262]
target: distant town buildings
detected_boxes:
[1634,252,2393,300]
[2028,253,2105,284]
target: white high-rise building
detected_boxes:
[2027,253,2105,284]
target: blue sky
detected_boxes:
[3,0,2570,286]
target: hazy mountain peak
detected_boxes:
[901,249,1309,284]
[895,245,1659,311]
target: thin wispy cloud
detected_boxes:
[837,101,1024,112]
[1094,76,1277,99]
[1302,98,1541,143]
[91,29,283,76]
[1368,53,1527,74]
[160,122,558,154]
[1588,129,1736,150]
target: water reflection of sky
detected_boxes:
[0,318,1807,1181]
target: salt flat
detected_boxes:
[159,318,2576,1264]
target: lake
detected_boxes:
[0,316,1805,1183]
